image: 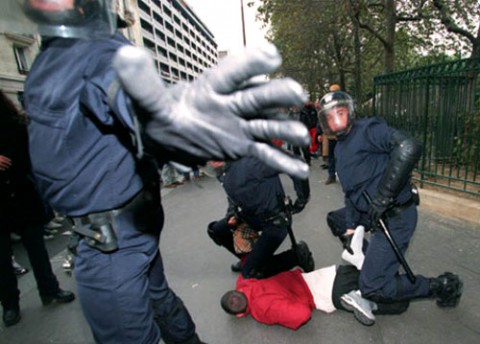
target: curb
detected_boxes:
[419,188,480,226]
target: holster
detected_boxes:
[385,184,419,218]
[71,187,161,253]
[72,213,119,253]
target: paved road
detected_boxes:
[2,159,480,344]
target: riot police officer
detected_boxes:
[317,91,462,310]
[208,157,314,279]
[4,1,311,343]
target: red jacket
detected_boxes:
[236,269,315,330]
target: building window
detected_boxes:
[13,46,29,74]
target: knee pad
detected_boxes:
[207,221,223,246]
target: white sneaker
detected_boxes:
[43,232,54,240]
[340,290,376,326]
[45,220,63,229]
[44,227,59,234]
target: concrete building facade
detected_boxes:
[0,33,40,105]
[0,0,218,105]
[119,0,219,83]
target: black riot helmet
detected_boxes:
[317,91,355,137]
[0,0,117,39]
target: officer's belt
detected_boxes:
[234,205,288,228]
[70,189,154,252]
[72,188,148,224]
[263,206,288,223]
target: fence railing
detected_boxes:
[373,58,480,198]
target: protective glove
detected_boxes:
[368,194,395,230]
[113,44,310,179]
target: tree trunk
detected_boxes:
[384,0,396,72]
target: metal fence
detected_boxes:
[373,58,480,198]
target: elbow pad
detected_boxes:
[377,130,422,201]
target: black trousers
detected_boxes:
[0,223,59,309]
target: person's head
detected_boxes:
[317,91,355,137]
[1,0,117,39]
[329,84,341,92]
[208,160,226,176]
[220,290,248,315]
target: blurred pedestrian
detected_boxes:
[0,90,75,327]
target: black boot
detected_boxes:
[230,261,242,273]
[291,198,308,214]
[3,305,21,327]
[41,289,76,305]
[296,241,314,272]
[430,272,463,307]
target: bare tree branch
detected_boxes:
[433,0,476,44]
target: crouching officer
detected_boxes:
[318,91,463,309]
[208,157,315,279]
[9,1,311,343]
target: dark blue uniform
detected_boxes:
[330,117,431,303]
[24,33,200,344]
[209,157,300,278]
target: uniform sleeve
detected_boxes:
[79,42,135,131]
[345,197,360,229]
[363,117,395,154]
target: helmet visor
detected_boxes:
[318,92,355,136]
[323,106,350,135]
[0,0,117,39]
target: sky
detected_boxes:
[185,0,269,54]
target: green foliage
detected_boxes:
[255,0,480,102]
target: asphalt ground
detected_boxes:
[2,159,480,344]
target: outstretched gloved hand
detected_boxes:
[113,44,310,179]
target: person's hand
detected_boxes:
[227,216,238,227]
[368,195,394,230]
[0,155,12,171]
[113,44,310,179]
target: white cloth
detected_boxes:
[301,265,337,313]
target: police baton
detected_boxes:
[285,197,298,252]
[363,191,416,284]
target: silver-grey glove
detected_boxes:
[113,43,310,179]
